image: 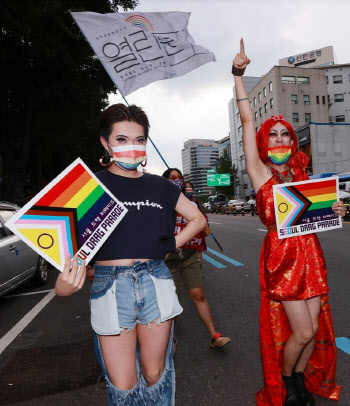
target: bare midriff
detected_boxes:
[95,259,150,266]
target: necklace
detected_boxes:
[267,163,293,184]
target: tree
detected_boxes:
[214,150,240,199]
[0,0,138,204]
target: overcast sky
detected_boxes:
[109,0,350,176]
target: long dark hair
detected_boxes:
[162,167,183,180]
[162,168,185,194]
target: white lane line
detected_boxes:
[0,290,56,355]
[257,229,267,232]
[209,222,222,224]
[5,289,53,298]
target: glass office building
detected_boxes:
[182,139,219,195]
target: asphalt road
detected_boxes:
[0,214,349,406]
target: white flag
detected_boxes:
[71,11,216,96]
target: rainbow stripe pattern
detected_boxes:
[275,178,338,228]
[125,15,154,31]
[111,145,147,164]
[7,159,121,270]
[268,146,292,165]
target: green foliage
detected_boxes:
[0,0,138,204]
[214,150,240,199]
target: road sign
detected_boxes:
[207,173,231,186]
[207,169,216,173]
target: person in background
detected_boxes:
[162,168,230,349]
[184,181,210,262]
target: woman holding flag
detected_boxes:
[232,39,344,406]
[55,103,206,405]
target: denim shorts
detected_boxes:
[90,259,183,335]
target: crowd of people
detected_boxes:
[54,39,346,406]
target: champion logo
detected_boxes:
[123,200,163,211]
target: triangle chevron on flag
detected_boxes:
[16,225,65,267]
[275,186,312,228]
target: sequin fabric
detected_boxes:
[256,171,328,300]
[255,163,340,405]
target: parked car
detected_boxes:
[226,199,251,215]
[208,194,228,213]
[203,202,211,213]
[247,199,257,216]
[0,202,49,298]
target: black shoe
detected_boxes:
[293,371,315,406]
[282,375,302,406]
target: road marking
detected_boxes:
[257,229,267,232]
[208,222,222,224]
[4,289,53,298]
[202,254,226,269]
[336,337,350,355]
[207,248,243,266]
[0,290,55,356]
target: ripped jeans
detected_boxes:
[90,260,183,405]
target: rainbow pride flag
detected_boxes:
[273,177,341,239]
[268,146,291,165]
[5,159,127,271]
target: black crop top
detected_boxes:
[94,170,181,260]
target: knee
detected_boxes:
[109,377,137,391]
[189,289,205,303]
[294,327,314,345]
[143,366,163,387]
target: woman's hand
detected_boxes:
[55,254,86,296]
[233,38,251,69]
[201,223,211,237]
[332,200,346,217]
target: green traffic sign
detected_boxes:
[207,173,231,186]
[207,169,216,173]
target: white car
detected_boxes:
[0,202,49,297]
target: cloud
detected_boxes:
[108,0,350,176]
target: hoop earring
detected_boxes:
[99,151,113,167]
[141,159,147,167]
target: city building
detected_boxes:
[217,135,231,158]
[296,123,350,174]
[249,65,329,130]
[279,46,335,68]
[229,45,350,193]
[318,63,350,123]
[229,67,329,199]
[181,139,219,195]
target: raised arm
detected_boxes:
[233,39,266,189]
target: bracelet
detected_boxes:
[237,97,249,102]
[232,64,246,76]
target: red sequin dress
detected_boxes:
[255,154,340,406]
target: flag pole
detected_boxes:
[119,91,169,169]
